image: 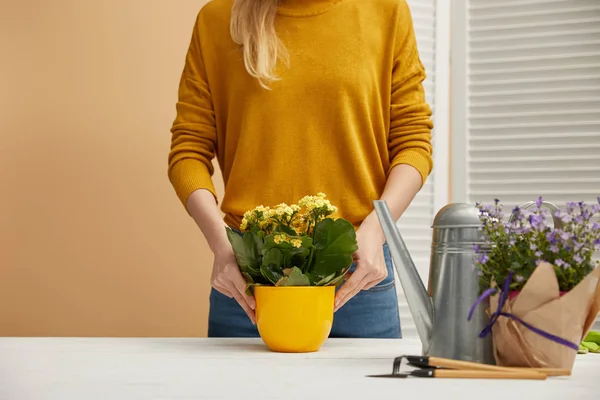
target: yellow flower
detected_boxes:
[274,203,294,216]
[298,192,338,216]
[291,216,307,234]
[291,238,302,248]
[274,234,286,244]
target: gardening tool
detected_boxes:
[399,355,570,376]
[366,353,567,380]
[366,369,547,380]
[374,200,494,364]
[373,199,563,366]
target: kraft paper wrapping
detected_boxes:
[489,262,600,369]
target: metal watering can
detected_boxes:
[373,199,561,365]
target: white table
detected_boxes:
[0,337,598,400]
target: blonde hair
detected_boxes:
[230,0,289,88]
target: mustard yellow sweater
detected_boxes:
[168,0,433,229]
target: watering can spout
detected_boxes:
[373,200,434,352]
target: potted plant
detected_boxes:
[226,193,358,353]
[468,197,600,368]
[473,197,600,296]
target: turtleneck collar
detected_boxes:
[278,0,345,17]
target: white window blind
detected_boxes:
[395,0,450,339]
[452,0,600,329]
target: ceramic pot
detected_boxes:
[254,286,335,353]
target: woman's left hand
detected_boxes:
[334,215,387,311]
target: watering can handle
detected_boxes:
[508,200,563,229]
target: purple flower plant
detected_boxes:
[474,197,600,292]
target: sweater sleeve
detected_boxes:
[168,11,217,208]
[388,0,434,187]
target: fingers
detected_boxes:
[211,267,257,325]
[231,287,257,325]
[334,269,370,311]
[334,251,388,311]
[232,273,256,310]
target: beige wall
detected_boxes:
[0,0,219,337]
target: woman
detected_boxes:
[168,0,433,338]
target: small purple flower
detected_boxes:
[562,214,573,223]
[529,214,546,231]
[535,250,543,257]
[477,270,483,277]
[536,197,543,208]
[530,243,537,251]
[478,253,489,265]
[592,222,600,231]
[550,245,559,253]
[574,241,584,252]
[563,263,571,270]
[473,244,480,253]
[547,231,558,245]
[574,254,583,264]
[555,259,565,267]
[575,215,584,224]
[515,275,525,283]
[560,231,570,242]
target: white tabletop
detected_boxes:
[0,337,598,400]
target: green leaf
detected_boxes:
[244,265,267,284]
[274,224,298,236]
[261,264,283,285]
[262,234,312,270]
[282,267,310,286]
[227,228,269,284]
[241,272,254,284]
[263,247,283,268]
[227,228,262,269]
[314,272,336,286]
[327,268,350,287]
[310,218,358,279]
[260,248,284,284]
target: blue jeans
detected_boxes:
[207,243,402,338]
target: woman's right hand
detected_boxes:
[210,244,256,324]
[184,189,257,324]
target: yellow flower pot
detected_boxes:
[254,285,335,353]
